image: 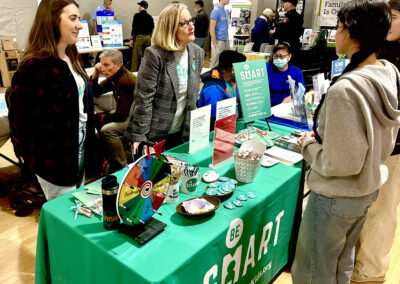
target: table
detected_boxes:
[78,45,129,54]
[35,121,303,284]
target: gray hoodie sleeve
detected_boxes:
[302,90,369,177]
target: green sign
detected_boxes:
[233,60,271,123]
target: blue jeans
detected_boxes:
[291,190,378,284]
[194,37,207,48]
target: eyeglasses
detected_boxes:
[178,18,195,28]
[273,54,289,60]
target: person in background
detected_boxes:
[251,8,275,52]
[194,0,209,49]
[92,0,116,35]
[124,3,204,154]
[90,49,136,174]
[352,0,400,282]
[9,0,95,201]
[197,50,246,127]
[292,0,400,283]
[266,42,304,106]
[270,0,303,63]
[209,0,230,69]
[129,1,154,72]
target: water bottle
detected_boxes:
[102,175,120,230]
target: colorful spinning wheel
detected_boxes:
[117,153,171,226]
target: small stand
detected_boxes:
[118,217,167,246]
[243,115,274,131]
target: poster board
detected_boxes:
[101,20,123,47]
[233,60,271,123]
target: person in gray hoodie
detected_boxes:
[291,1,400,283]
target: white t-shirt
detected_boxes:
[169,49,188,134]
[64,57,87,125]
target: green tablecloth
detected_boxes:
[35,122,303,284]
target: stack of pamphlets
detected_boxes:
[273,135,301,153]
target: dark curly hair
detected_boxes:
[313,0,391,144]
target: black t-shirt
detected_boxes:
[131,10,154,36]
[275,9,303,52]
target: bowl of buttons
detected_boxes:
[204,176,238,201]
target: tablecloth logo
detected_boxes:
[203,210,285,284]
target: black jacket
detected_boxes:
[9,56,95,186]
[275,8,303,52]
[131,10,154,36]
[194,9,209,38]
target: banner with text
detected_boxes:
[233,60,271,123]
[318,0,352,27]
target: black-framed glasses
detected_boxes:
[273,54,289,60]
[178,18,195,28]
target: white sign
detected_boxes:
[90,35,102,49]
[318,0,351,27]
[189,105,211,154]
[76,20,91,50]
[216,97,236,121]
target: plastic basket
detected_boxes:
[234,140,266,183]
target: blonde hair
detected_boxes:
[151,3,188,51]
[262,8,274,18]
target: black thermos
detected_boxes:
[102,175,120,230]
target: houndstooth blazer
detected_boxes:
[124,43,204,143]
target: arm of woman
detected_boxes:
[124,47,160,144]
[302,93,369,177]
[8,61,41,164]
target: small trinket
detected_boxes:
[233,200,243,207]
[224,201,236,210]
[246,192,256,199]
[237,194,248,201]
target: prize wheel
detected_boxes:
[117,153,171,226]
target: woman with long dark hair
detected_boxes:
[352,0,400,282]
[291,0,400,282]
[9,0,94,200]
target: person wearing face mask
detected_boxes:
[251,8,276,52]
[266,42,304,106]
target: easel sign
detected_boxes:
[76,20,91,50]
[233,59,271,123]
[210,114,237,168]
[189,105,211,154]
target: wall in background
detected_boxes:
[0,0,322,51]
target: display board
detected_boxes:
[233,59,271,123]
[101,20,124,47]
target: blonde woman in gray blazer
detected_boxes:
[125,3,204,153]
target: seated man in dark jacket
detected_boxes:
[197,50,246,128]
[90,49,136,172]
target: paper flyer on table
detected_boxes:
[189,105,211,154]
[216,97,236,121]
[90,35,102,49]
[76,20,91,50]
[211,114,237,168]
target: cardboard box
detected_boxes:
[1,38,18,51]
[0,50,19,87]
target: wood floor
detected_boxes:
[0,137,399,283]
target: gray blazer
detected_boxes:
[125,43,204,142]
